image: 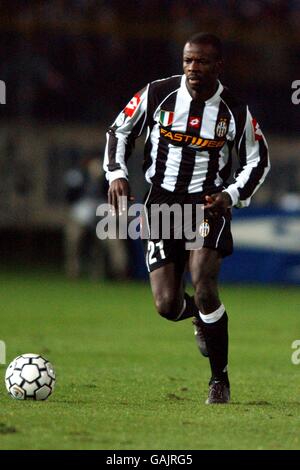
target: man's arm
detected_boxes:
[223,106,270,208]
[103,85,149,212]
[204,106,270,215]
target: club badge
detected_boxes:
[199,220,210,238]
[216,118,228,138]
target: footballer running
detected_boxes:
[104,33,270,404]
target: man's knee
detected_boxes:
[154,294,181,321]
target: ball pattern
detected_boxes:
[5,353,56,400]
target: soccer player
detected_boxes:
[103,33,270,404]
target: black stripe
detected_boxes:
[143,128,153,174]
[234,106,247,178]
[150,133,170,187]
[235,132,247,178]
[238,137,269,200]
[108,112,146,170]
[219,91,269,200]
[219,141,234,183]
[174,100,205,192]
[220,88,246,140]
[107,129,121,172]
[205,100,231,189]
[150,91,177,187]
[214,100,232,140]
[220,89,247,179]
[147,76,182,117]
[204,148,220,189]
[124,115,145,164]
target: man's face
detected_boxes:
[183,42,222,91]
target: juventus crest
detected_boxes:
[216,118,228,137]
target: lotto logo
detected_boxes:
[124,94,141,117]
[188,116,201,128]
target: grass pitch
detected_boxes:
[0,268,299,450]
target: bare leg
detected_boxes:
[149,263,185,321]
[189,247,222,314]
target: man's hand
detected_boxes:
[108,178,134,215]
[204,192,232,217]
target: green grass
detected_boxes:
[0,268,299,450]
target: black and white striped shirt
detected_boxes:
[104,75,270,207]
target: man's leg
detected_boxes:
[189,247,230,403]
[149,262,199,322]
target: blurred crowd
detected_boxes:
[0,0,299,133]
[63,152,128,280]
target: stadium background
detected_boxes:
[0,0,300,451]
[1,0,300,283]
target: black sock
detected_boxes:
[174,293,198,321]
[202,312,229,386]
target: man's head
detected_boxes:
[183,33,223,92]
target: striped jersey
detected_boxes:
[104,75,270,207]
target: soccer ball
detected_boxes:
[5,353,56,400]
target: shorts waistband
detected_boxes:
[151,184,224,199]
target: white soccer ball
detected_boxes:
[5,353,56,400]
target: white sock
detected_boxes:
[199,304,225,324]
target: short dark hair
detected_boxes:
[186,33,223,60]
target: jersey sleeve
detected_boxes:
[224,106,270,208]
[103,85,149,184]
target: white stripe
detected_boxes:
[215,216,226,248]
[145,122,160,182]
[187,151,209,193]
[169,82,191,131]
[162,84,191,191]
[161,144,181,192]
[200,100,220,139]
